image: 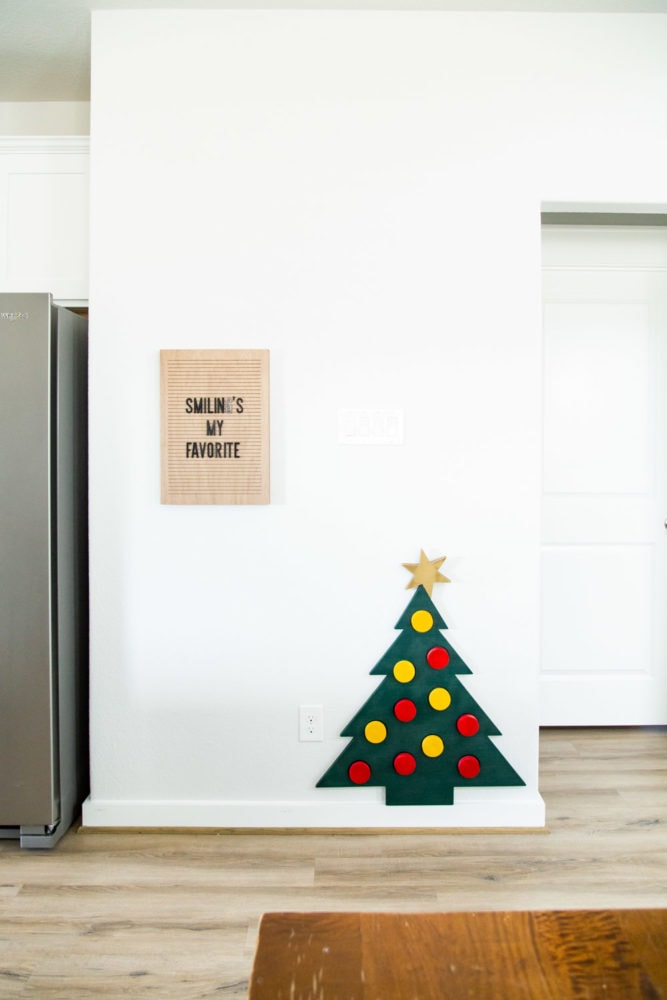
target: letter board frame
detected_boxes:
[160,349,269,505]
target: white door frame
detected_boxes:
[539,210,667,726]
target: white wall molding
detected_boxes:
[0,136,89,155]
[82,793,546,830]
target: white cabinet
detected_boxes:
[0,138,89,304]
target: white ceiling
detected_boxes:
[2,0,667,102]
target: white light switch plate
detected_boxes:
[337,408,404,445]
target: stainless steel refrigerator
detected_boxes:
[0,293,88,848]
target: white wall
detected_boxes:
[0,102,89,136]
[84,10,667,829]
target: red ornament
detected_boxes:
[457,755,481,779]
[393,752,417,776]
[457,713,480,736]
[348,761,371,785]
[426,646,450,669]
[394,698,417,722]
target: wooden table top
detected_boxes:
[248,908,667,999]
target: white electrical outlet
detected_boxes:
[299,704,324,742]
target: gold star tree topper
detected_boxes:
[402,550,450,596]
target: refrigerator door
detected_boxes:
[0,293,59,829]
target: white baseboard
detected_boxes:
[82,790,545,830]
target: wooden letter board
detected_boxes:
[160,349,269,505]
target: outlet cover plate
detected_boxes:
[299,704,324,742]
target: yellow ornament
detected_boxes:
[364,720,387,744]
[411,609,433,633]
[421,734,445,758]
[428,687,452,711]
[402,550,450,596]
[393,659,416,683]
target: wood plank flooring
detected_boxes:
[1,728,666,998]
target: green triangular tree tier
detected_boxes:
[317,584,525,805]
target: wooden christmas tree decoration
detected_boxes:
[317,552,525,806]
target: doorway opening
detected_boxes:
[539,214,667,725]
